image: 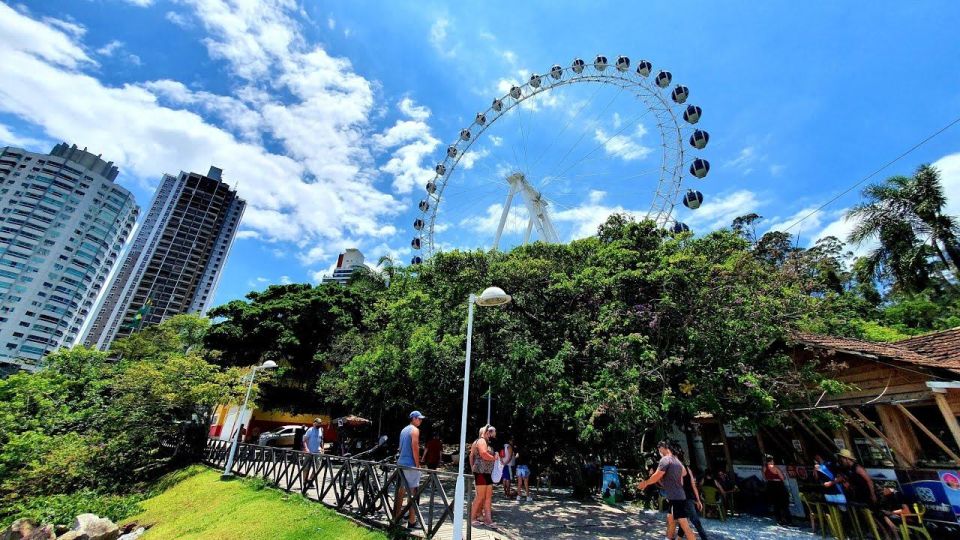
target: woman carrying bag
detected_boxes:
[470,425,499,527]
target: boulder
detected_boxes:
[70,516,117,540]
[55,533,88,540]
[2,519,38,540]
[116,528,144,540]
[1,520,56,540]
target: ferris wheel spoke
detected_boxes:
[543,85,626,182]
[528,82,605,173]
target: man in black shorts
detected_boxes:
[638,441,699,539]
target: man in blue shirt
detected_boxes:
[301,418,324,490]
[396,410,424,529]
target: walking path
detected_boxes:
[474,489,821,540]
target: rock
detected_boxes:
[2,520,55,540]
[24,525,55,540]
[55,533,88,540]
[116,528,144,540]
[70,516,118,540]
[2,519,38,540]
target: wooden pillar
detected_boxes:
[895,403,960,464]
[876,404,920,466]
[933,390,960,454]
[719,423,734,471]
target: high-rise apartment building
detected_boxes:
[0,144,138,372]
[320,249,365,285]
[83,166,245,350]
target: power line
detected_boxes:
[781,114,960,233]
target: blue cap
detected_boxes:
[410,410,426,420]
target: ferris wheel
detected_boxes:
[410,54,711,262]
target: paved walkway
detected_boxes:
[476,490,821,540]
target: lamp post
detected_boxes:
[221,360,278,479]
[452,287,511,539]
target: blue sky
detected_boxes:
[1,0,959,308]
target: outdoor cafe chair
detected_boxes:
[700,486,727,521]
[897,504,932,540]
[800,492,839,539]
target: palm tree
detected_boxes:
[908,165,960,273]
[847,164,959,292]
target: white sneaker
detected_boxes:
[526,496,532,502]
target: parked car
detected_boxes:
[258,425,304,448]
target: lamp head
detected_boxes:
[260,360,278,369]
[476,286,511,307]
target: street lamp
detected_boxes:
[452,286,511,539]
[221,360,278,479]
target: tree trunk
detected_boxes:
[942,236,960,278]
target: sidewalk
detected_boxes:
[482,490,821,540]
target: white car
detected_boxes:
[258,425,304,448]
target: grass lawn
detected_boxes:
[123,468,386,540]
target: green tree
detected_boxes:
[847,165,959,291]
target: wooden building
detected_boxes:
[687,327,960,536]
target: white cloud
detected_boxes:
[813,209,876,258]
[0,1,405,270]
[726,146,758,173]
[0,8,92,68]
[460,203,530,236]
[933,152,960,217]
[551,191,637,239]
[398,97,430,121]
[594,124,652,161]
[0,123,45,149]
[123,0,154,6]
[429,18,456,58]
[501,50,517,65]
[489,136,503,146]
[42,17,86,38]
[279,275,292,285]
[764,206,823,235]
[684,190,764,231]
[96,40,124,56]
[611,113,622,129]
[143,79,263,142]
[769,164,785,176]
[165,11,192,29]
[373,99,439,194]
[459,148,489,170]
[327,17,335,30]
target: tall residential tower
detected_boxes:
[83,166,245,350]
[0,144,138,372]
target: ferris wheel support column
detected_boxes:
[523,218,534,245]
[493,180,520,251]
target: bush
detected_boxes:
[0,491,144,529]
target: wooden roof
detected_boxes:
[896,327,960,371]
[792,328,960,376]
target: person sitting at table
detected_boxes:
[879,486,911,540]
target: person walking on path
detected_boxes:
[638,441,699,540]
[763,455,791,526]
[675,449,709,540]
[514,441,532,502]
[395,410,425,529]
[293,425,306,453]
[470,425,499,527]
[424,433,443,469]
[301,418,324,489]
[501,438,515,499]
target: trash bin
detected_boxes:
[601,465,622,504]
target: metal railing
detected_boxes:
[204,438,472,538]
